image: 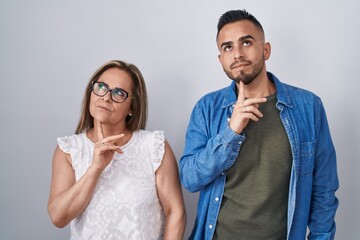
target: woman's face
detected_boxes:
[89,68,133,128]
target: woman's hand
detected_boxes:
[91,120,124,171]
[48,119,125,228]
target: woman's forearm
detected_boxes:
[163,209,186,240]
[48,166,102,228]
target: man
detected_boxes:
[179,9,339,240]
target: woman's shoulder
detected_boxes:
[57,132,90,154]
[134,130,166,171]
[134,130,165,154]
[135,129,165,140]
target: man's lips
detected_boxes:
[231,61,251,70]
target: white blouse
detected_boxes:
[57,130,165,240]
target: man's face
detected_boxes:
[217,20,270,84]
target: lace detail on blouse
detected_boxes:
[150,131,165,171]
[57,130,166,240]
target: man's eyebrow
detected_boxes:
[220,41,232,49]
[220,34,257,49]
[239,34,255,42]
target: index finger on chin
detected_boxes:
[237,81,245,104]
[95,119,104,141]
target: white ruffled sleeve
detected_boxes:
[57,135,84,170]
[57,136,72,154]
[150,131,165,172]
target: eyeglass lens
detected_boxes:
[92,82,129,103]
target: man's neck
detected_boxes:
[237,73,276,98]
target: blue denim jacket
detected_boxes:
[179,72,339,240]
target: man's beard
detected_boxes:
[224,58,265,85]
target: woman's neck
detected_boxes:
[87,124,132,144]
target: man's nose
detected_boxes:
[234,45,244,60]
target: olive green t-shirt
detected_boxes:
[214,94,292,240]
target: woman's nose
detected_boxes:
[102,91,113,102]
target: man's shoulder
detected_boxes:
[196,84,233,105]
[281,82,320,100]
[272,74,320,101]
[275,80,324,114]
[270,72,319,99]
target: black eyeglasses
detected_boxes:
[92,81,131,103]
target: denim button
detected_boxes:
[215,197,219,202]
[209,224,213,229]
[227,118,231,122]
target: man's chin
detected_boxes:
[227,73,244,83]
[232,74,247,84]
[225,69,252,84]
[233,77,254,85]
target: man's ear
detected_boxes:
[264,42,271,60]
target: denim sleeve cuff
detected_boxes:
[219,125,246,145]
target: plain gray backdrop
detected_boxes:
[1,0,359,239]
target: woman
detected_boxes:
[48,60,186,239]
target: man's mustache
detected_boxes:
[230,60,252,70]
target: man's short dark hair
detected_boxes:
[217,9,264,38]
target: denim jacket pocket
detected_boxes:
[299,141,316,176]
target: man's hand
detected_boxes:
[229,81,267,134]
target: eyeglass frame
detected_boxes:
[91,81,132,103]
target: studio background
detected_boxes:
[0,0,359,239]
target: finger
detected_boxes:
[242,97,267,106]
[102,134,125,144]
[96,134,125,147]
[237,81,245,104]
[246,106,264,118]
[102,144,122,151]
[245,113,261,122]
[233,103,264,119]
[233,102,260,113]
[96,144,123,155]
[95,119,104,141]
